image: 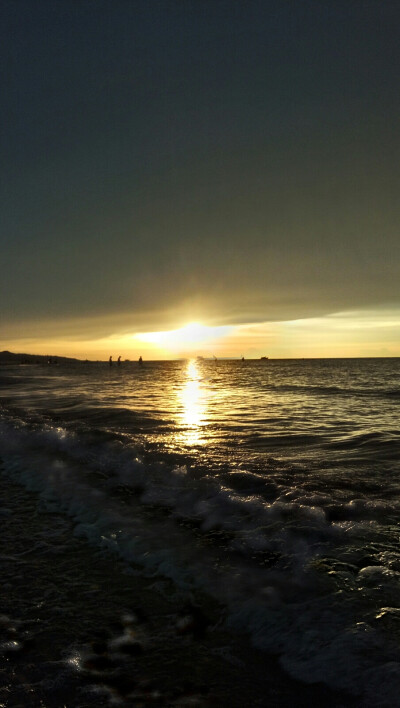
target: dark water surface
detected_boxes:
[1,358,399,705]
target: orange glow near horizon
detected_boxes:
[1,309,400,360]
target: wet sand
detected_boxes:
[0,467,358,707]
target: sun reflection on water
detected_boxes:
[178,359,207,446]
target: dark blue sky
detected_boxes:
[1,0,399,342]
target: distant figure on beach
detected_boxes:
[138,356,143,365]
[109,356,112,366]
[117,356,121,366]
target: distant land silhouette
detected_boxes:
[0,351,256,364]
[0,351,81,365]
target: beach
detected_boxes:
[1,358,400,706]
[0,471,358,708]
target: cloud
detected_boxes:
[1,0,399,350]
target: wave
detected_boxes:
[264,383,400,399]
[244,433,322,448]
[327,430,400,459]
[1,414,400,704]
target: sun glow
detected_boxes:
[135,321,233,354]
[5,308,399,360]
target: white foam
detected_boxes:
[1,417,400,704]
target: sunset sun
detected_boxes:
[135,321,233,354]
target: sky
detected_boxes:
[1,0,399,359]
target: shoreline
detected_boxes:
[0,465,358,707]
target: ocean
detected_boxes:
[0,357,399,707]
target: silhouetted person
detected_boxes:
[109,356,112,366]
[117,356,121,366]
[138,356,143,365]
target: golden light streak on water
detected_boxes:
[178,359,207,446]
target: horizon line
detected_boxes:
[1,350,399,363]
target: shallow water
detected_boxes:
[1,357,400,705]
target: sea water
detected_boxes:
[1,357,399,705]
